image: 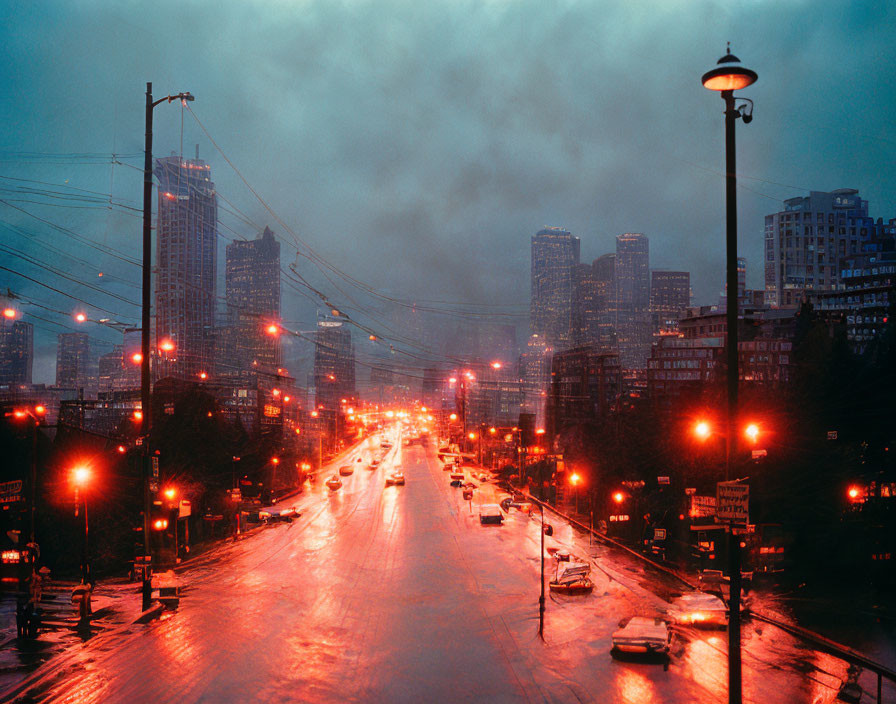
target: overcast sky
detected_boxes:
[2,0,894,383]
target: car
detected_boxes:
[478,473,489,482]
[672,592,728,627]
[380,441,393,449]
[450,479,463,487]
[325,476,342,491]
[385,472,405,486]
[371,459,381,467]
[443,463,454,472]
[338,465,354,476]
[449,471,465,481]
[611,617,671,655]
[479,504,504,524]
[258,507,299,522]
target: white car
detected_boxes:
[385,472,405,486]
[611,617,671,655]
[325,476,342,491]
[479,504,504,525]
[338,465,354,476]
[672,592,728,627]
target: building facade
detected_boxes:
[225,226,281,380]
[764,189,890,309]
[55,332,91,391]
[546,345,621,438]
[530,227,580,350]
[154,155,218,380]
[313,318,356,408]
[0,319,33,385]
[615,233,651,369]
[650,270,690,335]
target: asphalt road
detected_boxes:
[0,429,875,703]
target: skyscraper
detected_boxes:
[764,188,887,309]
[313,317,356,408]
[615,233,651,369]
[530,227,580,349]
[225,226,281,379]
[0,319,33,385]
[154,154,217,379]
[572,263,600,346]
[593,253,617,349]
[650,271,690,334]
[55,332,90,390]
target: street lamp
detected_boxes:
[702,45,757,704]
[72,466,90,582]
[10,404,46,544]
[141,82,195,611]
[570,472,582,514]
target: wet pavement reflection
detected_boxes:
[1,430,890,703]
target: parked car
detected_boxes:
[326,476,342,491]
[338,465,354,476]
[611,617,671,655]
[672,592,728,627]
[479,504,504,525]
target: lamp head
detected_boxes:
[702,45,757,92]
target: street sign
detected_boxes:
[151,457,159,478]
[149,480,159,493]
[0,480,23,504]
[654,528,667,540]
[827,430,838,440]
[657,476,670,485]
[691,495,716,517]
[752,449,767,459]
[179,500,192,518]
[717,481,749,523]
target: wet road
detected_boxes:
[0,430,878,703]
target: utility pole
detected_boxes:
[140,82,194,611]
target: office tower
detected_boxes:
[530,227,580,349]
[593,253,617,349]
[572,263,601,346]
[154,154,218,379]
[225,226,281,379]
[615,233,651,368]
[0,319,33,385]
[313,317,356,408]
[764,188,888,309]
[651,271,690,334]
[98,346,122,394]
[55,332,90,389]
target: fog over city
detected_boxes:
[2,0,894,380]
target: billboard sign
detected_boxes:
[717,481,749,523]
[0,480,23,504]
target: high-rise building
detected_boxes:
[572,263,601,346]
[98,346,122,394]
[530,227,580,349]
[650,271,690,334]
[225,226,281,380]
[154,154,218,380]
[593,253,617,349]
[55,332,90,390]
[0,319,33,385]
[313,317,356,408]
[615,233,651,368]
[764,188,889,309]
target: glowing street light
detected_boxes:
[131,352,143,364]
[694,421,712,440]
[266,323,280,335]
[2,307,16,319]
[744,423,760,443]
[612,491,624,504]
[72,465,91,581]
[570,473,582,513]
[159,339,175,353]
[74,312,87,323]
[491,361,502,370]
[449,413,457,421]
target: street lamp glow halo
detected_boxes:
[701,52,758,92]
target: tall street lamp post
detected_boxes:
[12,405,46,544]
[72,466,90,583]
[141,83,194,610]
[702,45,757,704]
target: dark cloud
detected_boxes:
[2,0,895,380]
